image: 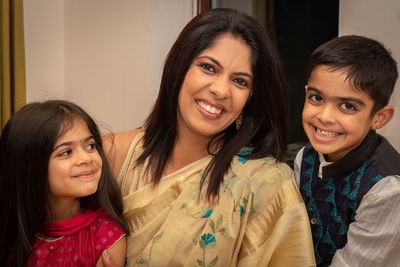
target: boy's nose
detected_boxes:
[316,105,336,124]
[209,77,231,99]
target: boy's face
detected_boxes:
[302,65,377,162]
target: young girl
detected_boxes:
[0,100,128,266]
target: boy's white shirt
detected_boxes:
[294,148,400,267]
[294,147,333,187]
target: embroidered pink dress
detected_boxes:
[27,209,126,267]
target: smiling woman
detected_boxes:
[176,34,252,153]
[103,8,315,267]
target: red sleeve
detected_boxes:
[93,215,126,260]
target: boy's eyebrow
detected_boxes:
[53,136,94,151]
[306,86,366,106]
[196,55,253,79]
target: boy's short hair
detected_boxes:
[308,35,398,115]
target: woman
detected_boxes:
[104,8,315,267]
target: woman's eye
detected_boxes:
[233,78,249,88]
[309,95,323,103]
[341,103,356,111]
[199,63,215,73]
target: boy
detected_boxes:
[294,35,400,266]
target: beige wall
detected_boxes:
[24,0,64,100]
[339,0,400,150]
[24,0,194,133]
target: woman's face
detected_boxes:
[177,33,252,141]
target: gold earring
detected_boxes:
[236,112,243,130]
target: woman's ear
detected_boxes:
[371,105,394,130]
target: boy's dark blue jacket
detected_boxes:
[295,130,400,266]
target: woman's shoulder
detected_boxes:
[233,149,293,183]
[231,151,298,205]
[102,128,142,177]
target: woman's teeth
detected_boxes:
[197,101,222,114]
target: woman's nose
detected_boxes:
[208,77,231,99]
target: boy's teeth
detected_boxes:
[197,101,222,114]
[316,128,339,136]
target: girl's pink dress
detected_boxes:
[27,209,125,267]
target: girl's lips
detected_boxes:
[73,170,96,178]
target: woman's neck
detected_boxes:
[163,133,217,176]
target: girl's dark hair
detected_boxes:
[0,100,128,266]
[308,35,398,115]
[137,8,288,200]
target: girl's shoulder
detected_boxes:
[93,212,126,238]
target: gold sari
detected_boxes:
[118,129,315,266]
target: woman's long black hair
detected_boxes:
[0,100,128,266]
[137,8,288,201]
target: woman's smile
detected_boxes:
[196,99,224,119]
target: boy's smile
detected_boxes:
[302,65,378,162]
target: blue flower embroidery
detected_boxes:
[201,233,216,246]
[201,208,213,218]
[238,149,251,164]
[238,204,244,217]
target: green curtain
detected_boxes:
[0,0,26,133]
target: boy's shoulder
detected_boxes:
[370,134,400,177]
[296,132,400,177]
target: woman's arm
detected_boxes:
[102,129,139,177]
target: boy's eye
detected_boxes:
[309,95,323,103]
[340,102,356,111]
[233,78,249,88]
[199,63,216,73]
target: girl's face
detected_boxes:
[48,119,102,210]
[177,33,252,142]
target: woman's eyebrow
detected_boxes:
[196,55,222,69]
[196,56,252,78]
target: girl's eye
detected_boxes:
[199,63,216,73]
[86,143,97,151]
[57,149,72,157]
[233,78,249,88]
[341,102,356,111]
[309,94,323,103]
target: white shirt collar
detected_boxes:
[318,152,334,179]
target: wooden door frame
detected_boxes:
[197,0,211,14]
